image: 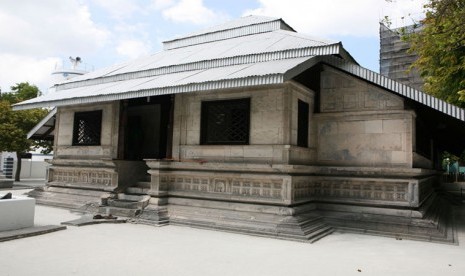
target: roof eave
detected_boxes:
[12,75,286,111]
[26,108,56,140]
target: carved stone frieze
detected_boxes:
[49,169,116,186]
[293,178,409,203]
[161,174,284,200]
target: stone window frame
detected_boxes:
[200,98,250,145]
[72,110,103,146]
[297,99,309,147]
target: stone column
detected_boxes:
[145,159,170,206]
[139,159,170,225]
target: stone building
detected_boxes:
[15,16,465,243]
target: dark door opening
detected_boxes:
[119,95,172,160]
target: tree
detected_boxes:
[405,0,465,106]
[0,82,51,181]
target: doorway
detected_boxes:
[119,95,172,160]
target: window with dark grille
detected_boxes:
[297,100,309,147]
[72,110,102,146]
[201,98,250,145]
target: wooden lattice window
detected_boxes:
[72,110,102,146]
[201,98,250,145]
[297,100,309,147]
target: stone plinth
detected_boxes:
[0,195,35,231]
[142,160,454,243]
[28,159,148,210]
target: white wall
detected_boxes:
[15,160,48,179]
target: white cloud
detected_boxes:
[116,39,152,59]
[94,0,143,19]
[243,0,427,37]
[151,0,176,10]
[0,0,108,56]
[0,55,60,93]
[161,0,227,25]
[0,0,109,92]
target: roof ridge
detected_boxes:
[162,15,294,50]
[55,45,340,91]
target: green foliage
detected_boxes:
[0,82,41,104]
[0,82,51,154]
[406,0,465,106]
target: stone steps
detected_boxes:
[276,215,334,242]
[306,225,334,243]
[28,187,104,210]
[321,194,456,244]
[132,206,169,226]
[107,194,151,209]
[98,206,141,217]
[99,185,152,218]
[125,181,151,195]
[167,202,334,243]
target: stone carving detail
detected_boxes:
[162,176,210,192]
[162,174,283,200]
[293,179,409,202]
[231,180,282,199]
[294,181,314,200]
[50,169,114,186]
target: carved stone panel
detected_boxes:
[161,173,285,201]
[292,177,411,205]
[49,168,116,187]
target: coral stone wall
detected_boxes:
[54,102,120,159]
[316,66,414,167]
[172,82,315,164]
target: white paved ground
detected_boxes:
[1,189,465,276]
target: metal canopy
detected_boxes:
[27,108,56,141]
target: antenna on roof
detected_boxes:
[69,56,82,69]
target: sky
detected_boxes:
[0,0,428,94]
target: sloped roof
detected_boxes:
[15,57,312,108]
[27,108,56,140]
[14,16,350,110]
[12,15,465,123]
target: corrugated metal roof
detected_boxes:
[13,57,312,110]
[56,45,342,91]
[13,15,465,124]
[168,15,284,40]
[56,30,339,88]
[163,15,295,50]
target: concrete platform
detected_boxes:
[0,225,66,242]
[0,188,465,275]
[0,189,67,242]
[0,193,35,231]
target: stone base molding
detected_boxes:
[28,159,455,243]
